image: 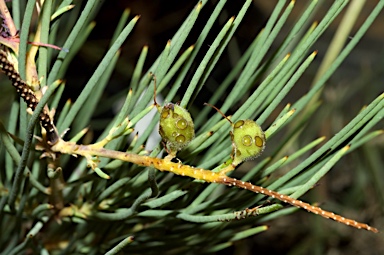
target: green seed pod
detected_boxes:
[230,119,265,166]
[151,74,194,157]
[158,103,195,155]
[204,103,266,167]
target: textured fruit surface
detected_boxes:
[159,103,195,154]
[231,119,265,166]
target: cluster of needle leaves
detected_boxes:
[0,1,383,254]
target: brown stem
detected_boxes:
[219,177,378,233]
[51,139,379,233]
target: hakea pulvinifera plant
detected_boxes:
[0,54,378,233]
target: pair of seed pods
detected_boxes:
[153,82,265,166]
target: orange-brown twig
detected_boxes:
[51,138,378,233]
